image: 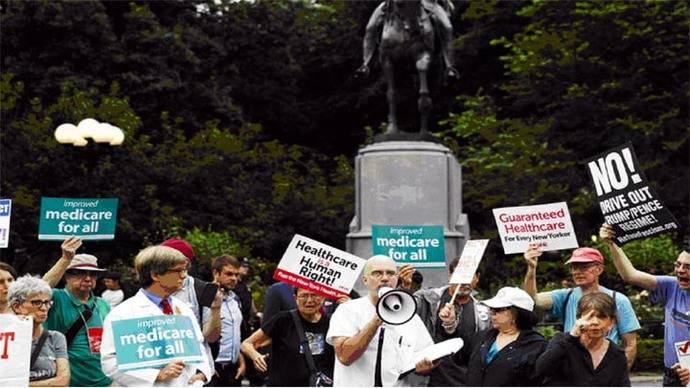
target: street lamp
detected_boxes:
[54,118,125,146]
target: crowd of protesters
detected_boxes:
[0,222,689,387]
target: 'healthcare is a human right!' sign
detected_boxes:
[493,202,578,254]
[274,235,366,299]
[38,197,118,240]
[585,142,679,244]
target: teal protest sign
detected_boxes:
[372,225,446,268]
[38,197,118,240]
[112,315,203,371]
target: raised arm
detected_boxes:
[331,315,382,366]
[522,245,554,310]
[599,224,657,290]
[43,237,81,287]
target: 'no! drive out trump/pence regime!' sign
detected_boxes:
[38,197,118,240]
[493,202,578,254]
[274,235,367,300]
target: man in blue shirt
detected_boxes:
[522,244,640,369]
[600,223,690,386]
[210,255,245,386]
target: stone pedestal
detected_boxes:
[346,141,470,294]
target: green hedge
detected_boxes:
[633,338,664,372]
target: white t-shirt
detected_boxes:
[326,296,433,387]
[101,289,124,308]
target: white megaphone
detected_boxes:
[376,287,417,325]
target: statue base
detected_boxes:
[346,141,470,295]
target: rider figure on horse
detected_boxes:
[357,0,458,79]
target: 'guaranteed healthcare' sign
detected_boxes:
[38,197,118,240]
[493,202,578,254]
[372,225,446,268]
[111,315,203,371]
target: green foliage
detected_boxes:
[633,338,664,372]
[536,324,558,340]
[182,227,248,266]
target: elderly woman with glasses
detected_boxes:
[241,286,335,386]
[9,275,70,386]
[461,287,547,386]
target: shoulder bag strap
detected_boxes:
[64,306,92,347]
[290,309,317,373]
[30,331,49,368]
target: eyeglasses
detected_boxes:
[296,293,323,301]
[570,263,598,272]
[489,306,512,314]
[166,268,188,276]
[67,270,100,278]
[369,270,397,278]
[27,299,54,309]
[675,262,690,271]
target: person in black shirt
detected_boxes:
[241,287,334,386]
[536,292,630,386]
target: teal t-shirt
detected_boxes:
[44,288,112,387]
[549,286,641,344]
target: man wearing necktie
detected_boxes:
[326,255,435,386]
[100,246,212,386]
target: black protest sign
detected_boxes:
[585,142,679,244]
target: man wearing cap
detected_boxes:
[326,255,436,386]
[522,244,640,369]
[600,223,690,386]
[42,236,112,387]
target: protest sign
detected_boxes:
[585,142,679,244]
[450,239,489,284]
[38,197,118,240]
[0,199,10,248]
[371,225,446,268]
[0,314,32,387]
[675,340,690,387]
[274,234,367,299]
[111,315,203,371]
[493,202,578,254]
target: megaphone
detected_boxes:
[376,287,417,325]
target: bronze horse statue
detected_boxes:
[358,0,457,135]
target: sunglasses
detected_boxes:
[66,270,100,278]
[489,306,512,313]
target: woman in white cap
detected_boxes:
[536,292,630,386]
[462,286,547,386]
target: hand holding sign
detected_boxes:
[60,236,82,261]
[675,340,690,386]
[438,303,455,325]
[156,360,186,382]
[523,244,543,271]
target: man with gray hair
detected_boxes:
[326,255,435,386]
[100,245,212,386]
[43,236,112,387]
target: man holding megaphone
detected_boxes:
[326,255,435,386]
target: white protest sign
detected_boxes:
[274,234,367,299]
[0,199,10,248]
[493,202,578,254]
[0,314,32,387]
[676,340,690,387]
[450,239,489,284]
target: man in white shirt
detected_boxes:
[326,255,435,387]
[101,272,125,308]
[210,255,245,386]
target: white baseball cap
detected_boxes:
[481,287,534,312]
